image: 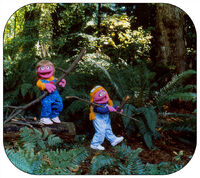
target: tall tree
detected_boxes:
[155,4,186,73]
[21,4,41,54]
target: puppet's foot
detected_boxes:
[40,118,53,125]
[111,136,124,146]
[90,144,105,151]
[52,116,61,123]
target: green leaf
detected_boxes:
[144,132,153,149]
[122,104,135,128]
[143,106,157,133]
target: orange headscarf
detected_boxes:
[89,86,113,120]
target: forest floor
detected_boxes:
[126,131,195,165]
[75,100,196,174]
[3,101,196,175]
[76,129,196,175]
[3,122,196,175]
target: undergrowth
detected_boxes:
[5,126,186,175]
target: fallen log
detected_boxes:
[3,121,76,143]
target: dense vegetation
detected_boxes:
[3,3,196,175]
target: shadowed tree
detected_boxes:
[155,4,187,74]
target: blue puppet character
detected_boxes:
[36,60,66,125]
[89,85,124,150]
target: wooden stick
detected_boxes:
[9,121,34,128]
[117,96,130,112]
[113,96,130,122]
[4,48,86,124]
[66,96,139,122]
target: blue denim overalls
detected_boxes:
[40,78,63,118]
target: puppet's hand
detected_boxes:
[116,106,123,113]
[59,79,66,88]
[45,83,56,93]
[107,105,117,112]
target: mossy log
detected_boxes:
[3,121,76,142]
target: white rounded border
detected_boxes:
[0,1,199,178]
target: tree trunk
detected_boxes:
[155,4,186,73]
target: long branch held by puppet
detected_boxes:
[4,48,86,125]
[66,96,139,122]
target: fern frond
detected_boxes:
[162,122,196,133]
[168,92,196,102]
[19,127,63,151]
[155,70,196,106]
[65,147,89,168]
[66,100,88,114]
[158,70,196,95]
[114,143,136,158]
[114,144,144,175]
[6,148,37,174]
[90,154,116,174]
[159,112,196,120]
[47,134,62,147]
[44,147,89,174]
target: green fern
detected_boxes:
[156,70,196,96]
[43,146,89,174]
[66,100,88,114]
[145,162,183,175]
[47,134,62,147]
[114,144,144,175]
[155,70,196,107]
[8,127,90,175]
[90,154,116,174]
[6,148,43,174]
[19,127,62,151]
[89,143,144,175]
[159,112,196,120]
[162,120,196,133]
[159,112,196,134]
[168,92,196,102]
[6,148,33,174]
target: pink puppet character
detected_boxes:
[36,60,66,125]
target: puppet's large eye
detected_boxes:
[99,93,103,97]
[40,66,45,71]
[46,65,50,69]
